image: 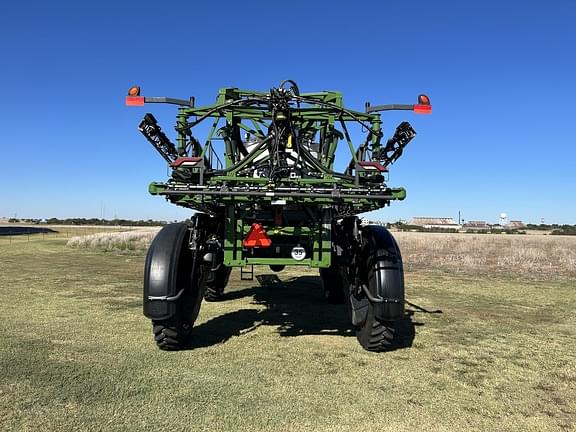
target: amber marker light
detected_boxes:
[128,86,141,96]
[126,86,144,106]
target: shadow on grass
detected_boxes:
[188,274,420,351]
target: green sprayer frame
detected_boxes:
[128,81,430,269]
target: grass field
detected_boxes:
[1,234,575,431]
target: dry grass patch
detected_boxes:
[65,229,576,279]
[66,228,160,252]
[394,232,576,279]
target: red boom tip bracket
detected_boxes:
[170,157,203,168]
[358,161,388,172]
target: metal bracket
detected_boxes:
[365,103,413,113]
[359,284,402,304]
[148,288,185,302]
[144,96,195,107]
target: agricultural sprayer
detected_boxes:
[126,80,431,351]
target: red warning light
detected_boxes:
[413,104,432,114]
[126,85,144,106]
[414,94,432,114]
[243,223,272,248]
[126,96,145,106]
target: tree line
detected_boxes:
[8,218,170,226]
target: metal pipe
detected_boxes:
[158,190,396,200]
[164,185,396,193]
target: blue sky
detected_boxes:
[1,1,575,223]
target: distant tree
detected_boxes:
[43,217,169,226]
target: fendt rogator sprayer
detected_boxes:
[125,80,431,352]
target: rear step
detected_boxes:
[240,265,254,281]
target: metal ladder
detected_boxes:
[240,265,254,281]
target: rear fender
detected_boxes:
[143,223,192,320]
[361,225,405,321]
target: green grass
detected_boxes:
[1,239,575,431]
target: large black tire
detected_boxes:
[203,265,232,302]
[152,273,204,350]
[144,223,205,350]
[353,298,397,352]
[347,227,405,352]
[319,266,345,303]
[153,319,193,351]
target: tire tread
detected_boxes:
[152,319,191,350]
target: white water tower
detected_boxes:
[499,212,508,226]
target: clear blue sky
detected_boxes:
[1,1,575,224]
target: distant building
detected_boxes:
[360,217,385,226]
[409,217,460,230]
[506,220,525,229]
[463,220,490,230]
